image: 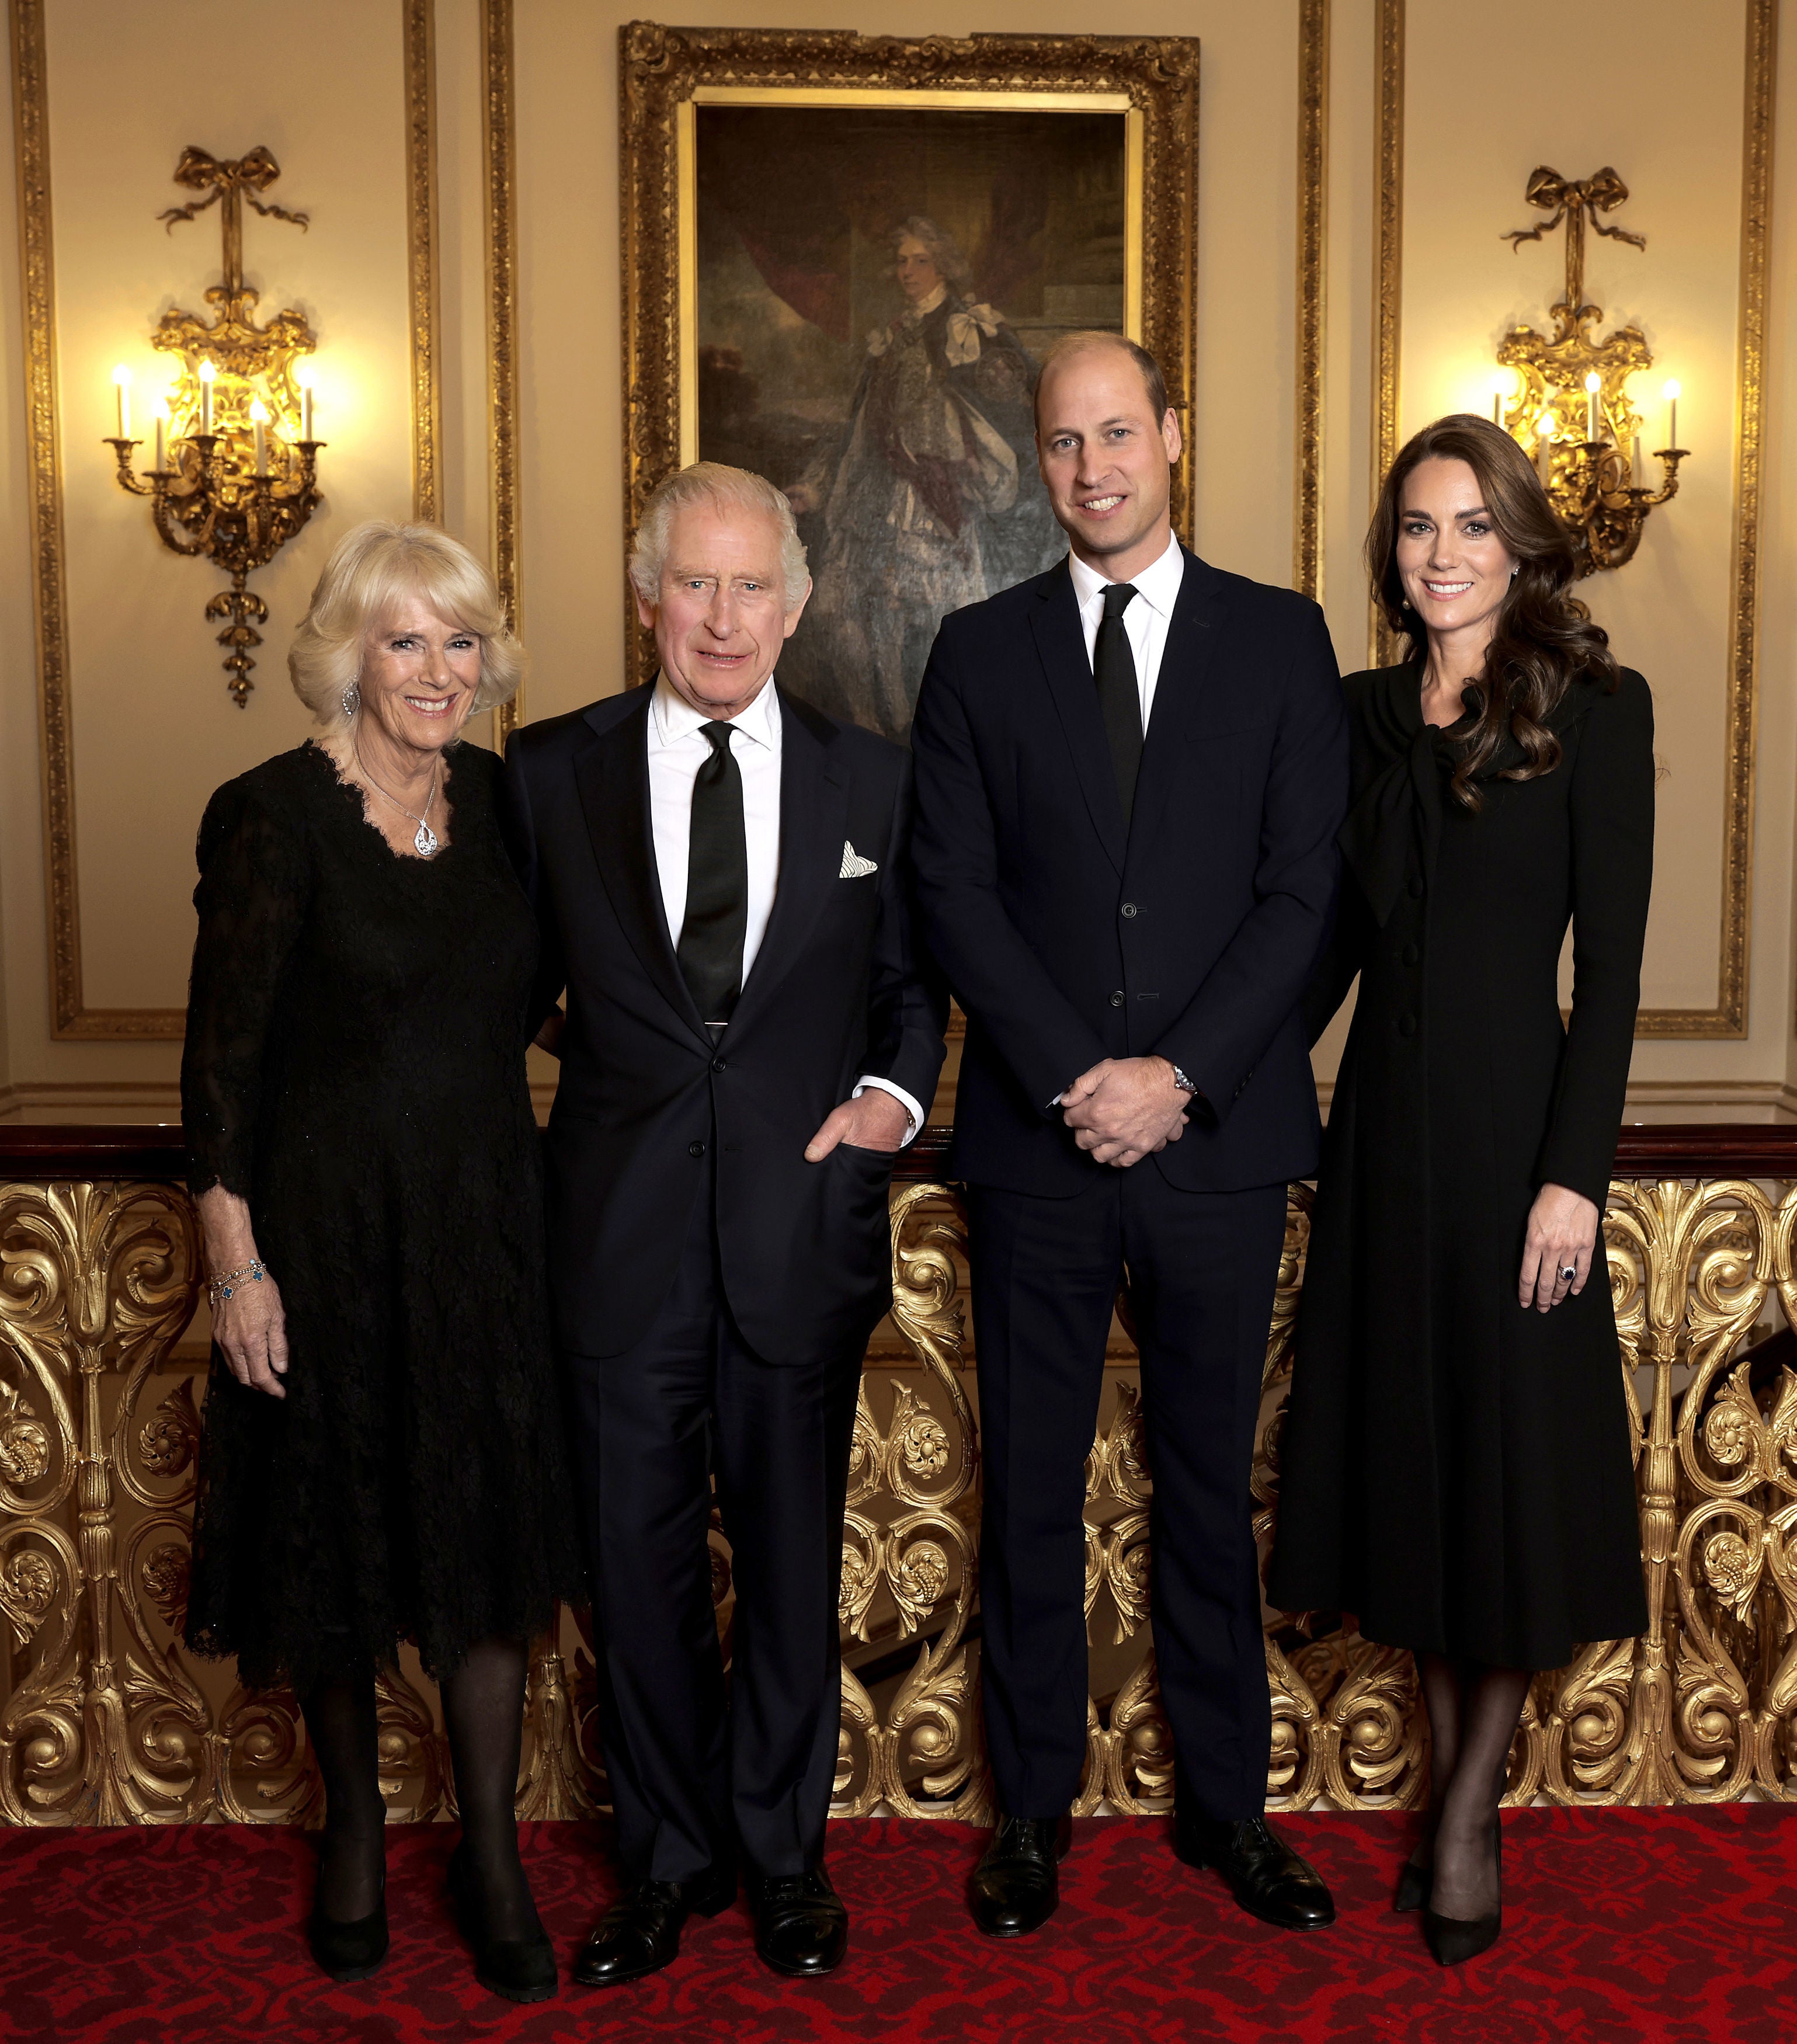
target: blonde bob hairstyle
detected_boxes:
[289,520,525,725]
[627,461,810,612]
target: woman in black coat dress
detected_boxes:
[182,521,581,2000]
[1269,416,1652,1965]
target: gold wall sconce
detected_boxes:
[104,147,325,705]
[1492,167,1687,578]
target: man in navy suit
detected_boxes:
[504,464,944,1984]
[910,335,1347,1936]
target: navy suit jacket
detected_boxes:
[502,685,946,1362]
[909,547,1348,1197]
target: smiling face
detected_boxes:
[1035,343,1182,582]
[358,590,482,755]
[1395,456,1518,639]
[638,499,810,719]
[894,235,941,304]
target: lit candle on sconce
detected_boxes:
[1632,428,1643,482]
[153,399,168,472]
[197,359,215,436]
[111,365,131,440]
[1535,411,1556,485]
[295,360,316,442]
[1584,370,1602,444]
[249,398,269,475]
[1663,378,1680,450]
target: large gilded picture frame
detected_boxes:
[619,25,1200,727]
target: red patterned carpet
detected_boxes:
[3,1808,1793,2044]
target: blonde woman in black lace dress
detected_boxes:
[180,521,579,2002]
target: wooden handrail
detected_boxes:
[1,1120,1793,1185]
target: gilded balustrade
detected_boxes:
[4,1125,1797,1825]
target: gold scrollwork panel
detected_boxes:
[11,1167,1797,1826]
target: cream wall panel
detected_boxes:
[45,0,415,1014]
[1403,0,1750,1027]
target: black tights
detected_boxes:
[303,1635,541,1939]
[1412,1654,1534,1921]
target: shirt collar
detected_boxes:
[650,673,783,752]
[907,281,949,319]
[1067,528,1185,618]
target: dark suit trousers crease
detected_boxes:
[564,1174,862,1883]
[968,1172,1287,1821]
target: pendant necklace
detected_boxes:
[355,741,442,857]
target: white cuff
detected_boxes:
[853,1075,923,1147]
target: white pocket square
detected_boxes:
[839,840,878,879]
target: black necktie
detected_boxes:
[1095,583,1143,826]
[676,721,748,1028]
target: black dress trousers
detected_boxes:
[562,1162,863,1885]
[968,1167,1289,1823]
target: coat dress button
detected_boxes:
[1110,990,1125,1007]
[711,1058,727,1073]
[1120,902,1139,918]
[688,1139,707,1156]
[1397,1014,1417,1038]
[1402,943,1420,966]
[1408,875,1425,898]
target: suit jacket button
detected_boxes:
[1120,902,1139,918]
[1408,875,1425,898]
[1110,990,1125,1007]
[1402,942,1420,966]
[1397,1014,1417,1038]
[688,1139,707,1156]
[711,1058,727,1073]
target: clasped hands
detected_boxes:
[1061,1055,1190,1168]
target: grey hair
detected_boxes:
[628,461,811,610]
[890,214,972,288]
[289,520,524,724]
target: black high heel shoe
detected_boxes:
[1393,1858,1431,1913]
[1422,1816,1502,1966]
[308,1869,389,1983]
[448,1843,558,2003]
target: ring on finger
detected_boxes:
[1558,1264,1577,1282]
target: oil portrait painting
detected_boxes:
[692,105,1131,740]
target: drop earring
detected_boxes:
[341,678,360,720]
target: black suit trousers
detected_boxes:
[563,1172,862,1884]
[968,1170,1287,1821]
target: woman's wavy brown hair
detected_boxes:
[1367,413,1618,809]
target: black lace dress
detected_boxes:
[180,741,581,1694]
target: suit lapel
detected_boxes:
[1130,547,1229,827]
[729,687,848,1030]
[572,692,713,1048]
[1029,561,1127,872]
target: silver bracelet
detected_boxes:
[207,1259,268,1310]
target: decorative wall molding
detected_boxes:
[10,0,444,1039]
[1367,0,1403,668]
[1631,0,1776,1041]
[1293,0,1327,601]
[481,0,523,738]
[404,0,441,525]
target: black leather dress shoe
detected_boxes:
[573,1865,734,1989]
[307,1873,388,1984]
[969,1815,1072,1938]
[447,1845,558,2003]
[747,1866,849,1978]
[1174,1813,1335,1931]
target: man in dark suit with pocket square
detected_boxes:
[910,334,1348,1937]
[502,463,944,1986]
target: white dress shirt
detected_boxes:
[646,676,923,1142]
[1066,529,1186,730]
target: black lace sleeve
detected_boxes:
[180,770,313,1198]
